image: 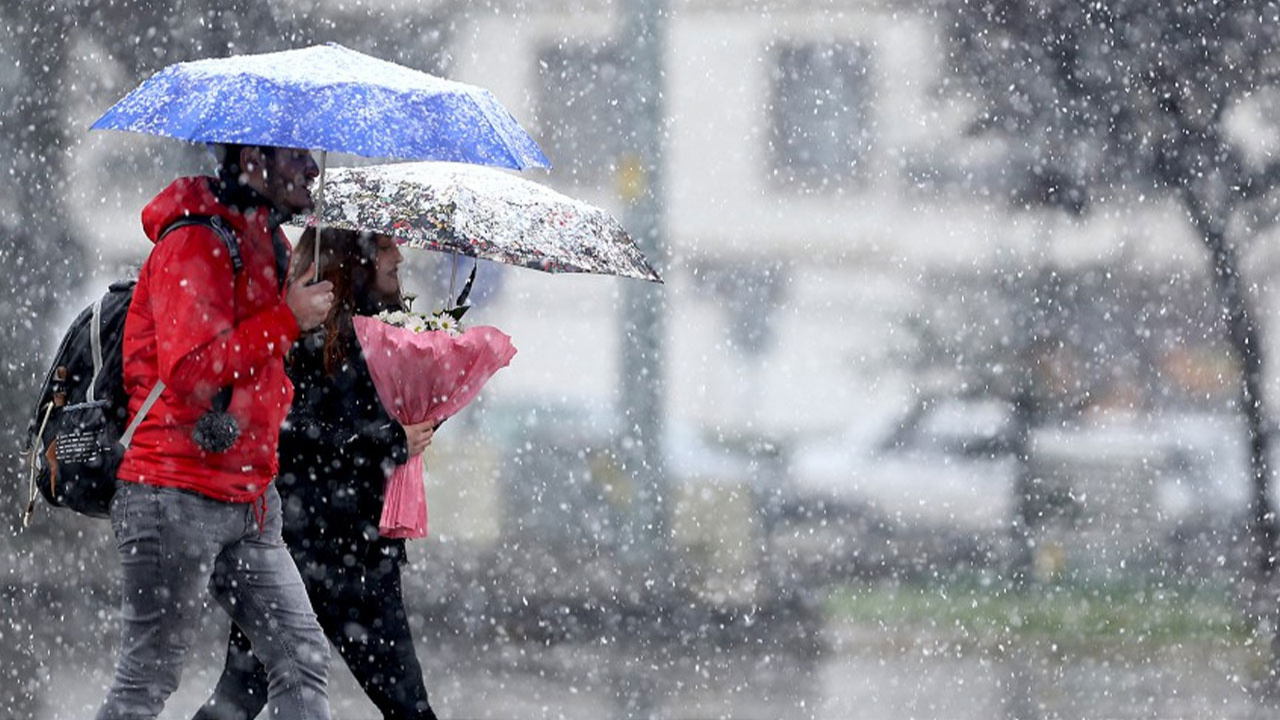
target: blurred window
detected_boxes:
[537,41,628,186]
[770,41,873,190]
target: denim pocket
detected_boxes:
[255,484,286,544]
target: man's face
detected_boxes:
[245,147,319,215]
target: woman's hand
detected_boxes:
[403,420,436,456]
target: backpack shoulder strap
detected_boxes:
[157,216,244,418]
[87,294,106,404]
[160,215,242,275]
[119,381,165,449]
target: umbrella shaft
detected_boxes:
[448,252,458,310]
[312,150,328,280]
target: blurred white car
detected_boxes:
[791,395,1018,533]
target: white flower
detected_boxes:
[432,312,461,335]
[375,307,463,334]
[406,314,431,333]
[375,309,411,327]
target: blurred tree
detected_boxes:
[936,0,1280,683]
[0,5,80,524]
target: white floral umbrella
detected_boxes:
[292,161,662,283]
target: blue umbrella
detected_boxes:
[90,42,550,170]
[92,42,551,272]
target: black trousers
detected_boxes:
[195,554,437,720]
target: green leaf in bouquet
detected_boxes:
[454,263,477,308]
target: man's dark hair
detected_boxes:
[214,143,276,188]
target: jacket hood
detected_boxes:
[141,176,284,244]
[141,177,225,244]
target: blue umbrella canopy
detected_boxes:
[91,42,550,170]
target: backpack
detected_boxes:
[23,216,242,523]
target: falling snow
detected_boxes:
[5,1,1280,719]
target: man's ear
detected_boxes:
[240,146,264,175]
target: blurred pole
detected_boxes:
[617,0,670,567]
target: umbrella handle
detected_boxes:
[311,150,328,281]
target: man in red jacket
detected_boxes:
[97,144,335,720]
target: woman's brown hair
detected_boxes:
[293,227,404,375]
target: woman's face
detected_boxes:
[372,233,404,299]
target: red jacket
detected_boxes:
[118,177,300,502]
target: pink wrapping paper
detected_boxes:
[354,315,517,538]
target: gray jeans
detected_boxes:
[96,482,331,720]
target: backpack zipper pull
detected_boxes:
[53,366,67,407]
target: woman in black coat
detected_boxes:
[196,227,438,720]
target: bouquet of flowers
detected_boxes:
[354,304,516,539]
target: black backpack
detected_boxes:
[23,216,242,523]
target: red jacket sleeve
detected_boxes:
[148,227,300,406]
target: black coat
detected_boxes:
[277,327,409,570]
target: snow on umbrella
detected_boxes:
[90,42,549,170]
[293,160,663,283]
[90,42,550,272]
